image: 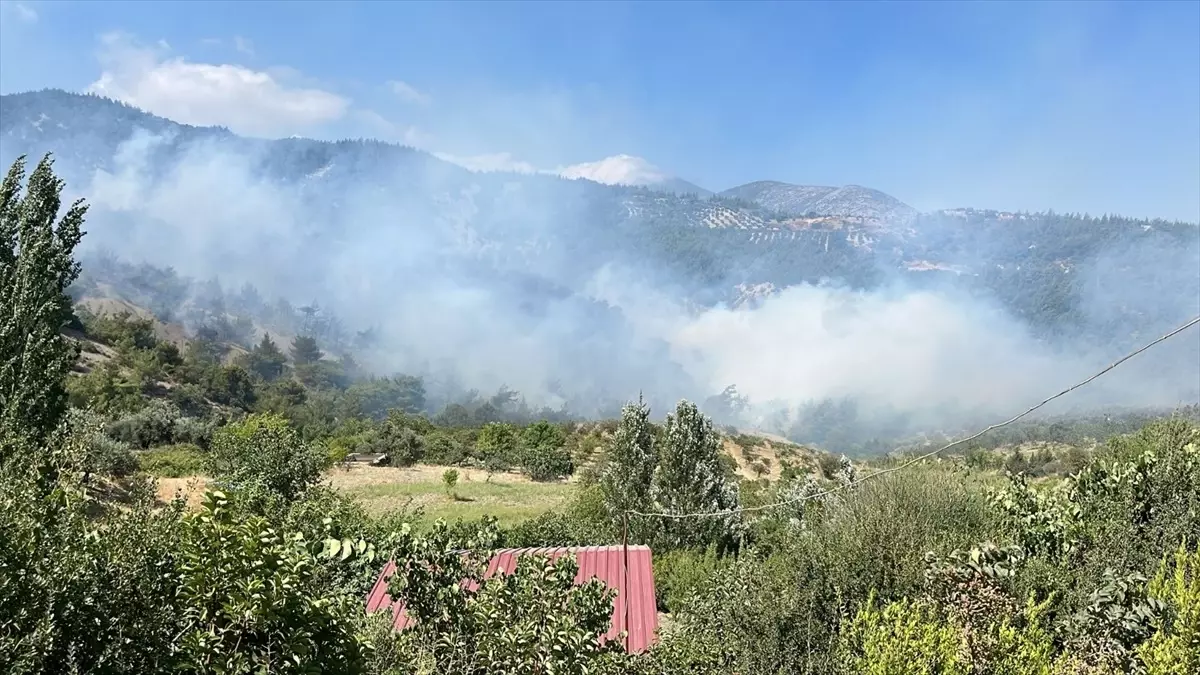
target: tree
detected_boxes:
[0,154,87,455]
[521,420,573,481]
[245,332,287,381]
[378,520,629,673]
[205,413,327,503]
[600,396,658,543]
[176,491,370,673]
[289,334,323,366]
[702,384,749,426]
[651,399,741,549]
[476,422,520,469]
[348,374,427,419]
[442,468,459,498]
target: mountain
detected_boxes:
[720,180,917,223]
[2,89,1197,355]
[557,154,712,197]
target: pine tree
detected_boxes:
[248,333,287,381]
[0,154,87,456]
[651,399,741,548]
[600,395,658,542]
[289,334,322,365]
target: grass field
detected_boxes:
[156,463,576,527]
[329,464,575,526]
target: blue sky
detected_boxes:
[1,0,1197,221]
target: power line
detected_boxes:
[626,314,1200,521]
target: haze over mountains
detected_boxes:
[2,89,1198,441]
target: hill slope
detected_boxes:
[3,89,1198,417]
[720,180,917,223]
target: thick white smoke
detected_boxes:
[38,125,1200,434]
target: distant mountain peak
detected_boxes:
[720,180,916,223]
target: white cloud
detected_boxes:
[433,151,539,174]
[233,35,255,56]
[2,1,37,23]
[86,32,349,137]
[387,79,431,106]
[557,154,669,186]
[430,149,682,184]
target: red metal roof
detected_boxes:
[365,545,659,653]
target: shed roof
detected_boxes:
[365,545,659,653]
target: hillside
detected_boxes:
[719,180,917,223]
[3,89,1198,425]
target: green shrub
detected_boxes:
[376,520,630,673]
[522,442,574,481]
[425,430,467,465]
[107,400,180,449]
[175,491,371,673]
[653,546,727,613]
[1139,544,1200,674]
[171,415,215,448]
[835,596,967,674]
[82,310,159,350]
[167,382,210,417]
[476,422,520,468]
[505,485,615,548]
[442,468,459,496]
[374,426,425,467]
[205,413,327,502]
[0,431,184,674]
[66,360,142,414]
[138,444,206,478]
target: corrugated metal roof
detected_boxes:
[365,545,659,653]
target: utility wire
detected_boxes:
[625,314,1200,521]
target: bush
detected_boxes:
[835,596,967,674]
[424,430,467,465]
[82,310,159,351]
[376,520,630,673]
[107,400,181,449]
[1138,544,1200,674]
[521,442,574,481]
[520,419,573,481]
[0,430,185,674]
[653,546,727,613]
[205,413,327,502]
[171,415,215,449]
[66,361,142,414]
[137,444,206,478]
[66,410,138,477]
[443,469,459,496]
[374,426,425,467]
[475,422,519,469]
[505,485,615,548]
[85,430,137,478]
[175,491,371,673]
[167,383,210,417]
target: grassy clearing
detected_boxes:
[328,464,574,526]
[154,464,575,527]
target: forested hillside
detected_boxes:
[2,153,1198,673]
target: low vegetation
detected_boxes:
[3,155,1197,673]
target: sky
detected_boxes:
[1,0,1198,221]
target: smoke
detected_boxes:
[24,118,1200,439]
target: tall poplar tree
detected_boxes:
[600,395,658,542]
[651,399,741,548]
[0,154,87,457]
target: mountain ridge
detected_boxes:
[1,88,1196,343]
